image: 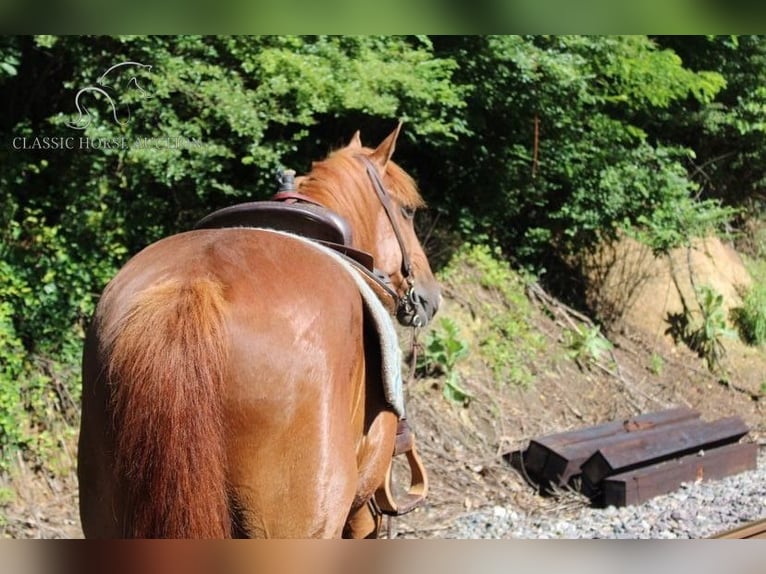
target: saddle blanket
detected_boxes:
[255,229,405,417]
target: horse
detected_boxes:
[77,124,441,538]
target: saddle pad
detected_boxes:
[254,229,405,417]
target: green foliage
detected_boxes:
[563,325,613,370]
[0,486,14,529]
[0,36,23,81]
[649,353,665,376]
[579,143,737,257]
[418,317,471,404]
[597,35,725,108]
[654,36,766,210]
[428,35,733,265]
[685,285,737,371]
[732,282,766,346]
[442,244,543,387]
[0,255,33,469]
[0,250,80,471]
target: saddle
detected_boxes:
[193,171,428,521]
[195,199,353,246]
[195,189,377,273]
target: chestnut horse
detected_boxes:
[77,125,441,538]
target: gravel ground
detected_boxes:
[442,449,766,539]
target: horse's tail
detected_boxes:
[106,277,231,538]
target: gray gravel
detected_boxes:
[445,449,766,538]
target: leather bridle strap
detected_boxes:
[355,155,414,282]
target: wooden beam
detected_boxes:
[581,416,750,489]
[601,442,757,507]
[522,407,701,487]
[711,516,766,539]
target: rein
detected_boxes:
[354,155,414,281]
[355,155,422,329]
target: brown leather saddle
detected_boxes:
[194,195,377,273]
[195,199,353,246]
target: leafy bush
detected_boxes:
[428,35,733,267]
[0,282,80,472]
[732,282,766,346]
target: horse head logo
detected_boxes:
[67,61,153,131]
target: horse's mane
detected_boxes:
[297,146,425,215]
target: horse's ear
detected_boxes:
[348,130,363,149]
[370,122,402,171]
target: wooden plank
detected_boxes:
[528,407,700,453]
[544,418,704,488]
[601,442,757,507]
[581,416,750,488]
[711,517,766,539]
[523,407,699,473]
[522,407,700,485]
[534,415,702,487]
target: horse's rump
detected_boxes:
[81,228,393,538]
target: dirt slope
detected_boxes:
[396,238,765,536]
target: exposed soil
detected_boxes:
[396,236,765,537]
[2,237,764,539]
[0,448,80,538]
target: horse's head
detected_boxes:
[298,124,441,327]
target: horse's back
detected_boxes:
[79,228,391,538]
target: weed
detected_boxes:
[418,317,471,404]
[0,485,15,529]
[563,324,613,370]
[686,284,736,371]
[649,352,665,376]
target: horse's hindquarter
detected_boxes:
[219,229,397,537]
[222,229,367,537]
[80,228,396,538]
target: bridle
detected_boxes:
[355,155,414,282]
[354,154,422,328]
[274,155,423,327]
